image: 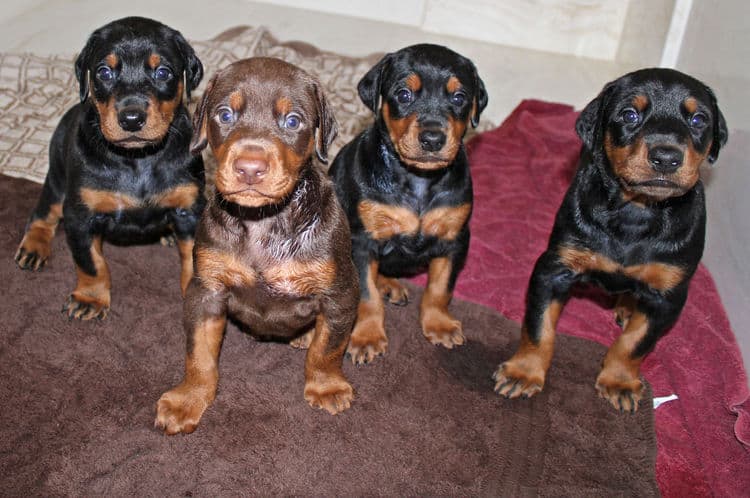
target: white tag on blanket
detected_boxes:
[653,394,679,409]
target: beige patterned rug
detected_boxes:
[0,26,491,184]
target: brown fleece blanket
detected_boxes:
[0,175,658,496]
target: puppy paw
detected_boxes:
[63,292,110,321]
[376,275,409,306]
[493,358,546,399]
[421,308,465,348]
[304,374,354,415]
[155,385,214,435]
[160,234,177,247]
[346,321,388,365]
[290,329,314,349]
[595,368,644,413]
[15,244,50,271]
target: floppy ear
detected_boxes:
[189,74,216,154]
[575,82,615,152]
[313,81,338,164]
[706,87,729,164]
[173,31,204,99]
[471,71,488,128]
[74,32,101,103]
[357,53,393,114]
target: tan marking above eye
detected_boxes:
[148,53,161,69]
[105,53,118,68]
[405,73,422,92]
[557,245,685,291]
[684,97,698,114]
[632,94,649,112]
[275,96,294,116]
[446,76,462,94]
[229,91,245,112]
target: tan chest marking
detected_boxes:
[80,184,199,213]
[558,245,685,291]
[195,247,256,292]
[264,259,336,296]
[358,200,470,241]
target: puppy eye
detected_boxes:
[621,108,640,124]
[217,106,235,124]
[690,112,707,128]
[396,89,413,104]
[283,113,302,130]
[451,91,467,106]
[96,66,114,81]
[154,66,172,81]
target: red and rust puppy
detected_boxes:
[155,58,357,434]
[329,44,487,364]
[494,68,728,412]
[14,17,205,320]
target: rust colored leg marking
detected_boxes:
[304,314,354,414]
[347,260,387,365]
[376,273,409,306]
[64,236,111,320]
[494,301,563,398]
[155,315,227,434]
[595,310,647,413]
[15,203,63,271]
[177,239,194,297]
[420,257,464,348]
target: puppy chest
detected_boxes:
[357,199,471,241]
[227,286,320,337]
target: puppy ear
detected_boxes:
[357,53,393,113]
[706,87,729,164]
[471,71,488,128]
[75,32,100,103]
[173,31,203,99]
[576,82,615,152]
[313,81,339,164]
[189,74,216,155]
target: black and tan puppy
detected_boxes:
[494,68,728,412]
[14,17,205,320]
[329,44,487,364]
[155,58,357,434]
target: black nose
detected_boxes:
[117,108,147,132]
[648,146,683,173]
[418,129,446,152]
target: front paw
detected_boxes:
[493,357,546,399]
[304,374,354,415]
[421,308,465,348]
[63,292,110,320]
[155,384,215,435]
[15,245,50,271]
[376,276,409,306]
[595,367,644,413]
[346,320,388,365]
[290,329,314,349]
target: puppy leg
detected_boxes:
[494,251,574,398]
[596,289,686,412]
[420,257,464,347]
[376,273,409,306]
[176,239,194,296]
[304,313,354,414]
[15,180,64,271]
[290,328,314,349]
[64,234,111,320]
[347,258,388,364]
[156,283,227,434]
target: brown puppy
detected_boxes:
[155,58,357,434]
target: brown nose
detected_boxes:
[233,158,268,185]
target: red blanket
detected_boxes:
[416,100,750,496]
